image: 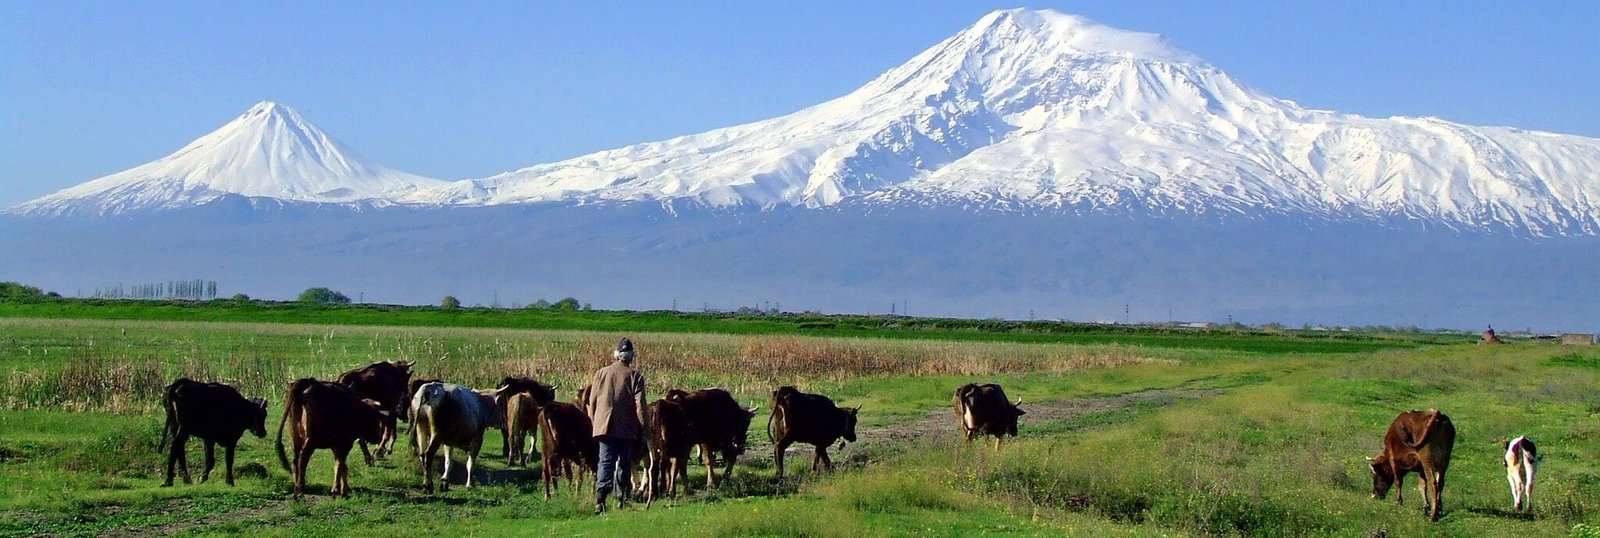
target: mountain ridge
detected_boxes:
[10,9,1600,236]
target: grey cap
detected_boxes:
[614,337,635,361]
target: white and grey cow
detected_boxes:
[410,382,504,493]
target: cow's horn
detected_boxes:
[1014,397,1023,407]
[1364,456,1374,462]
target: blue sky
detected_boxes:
[3,2,1597,207]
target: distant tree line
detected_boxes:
[92,279,218,300]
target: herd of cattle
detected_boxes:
[156,360,1539,521]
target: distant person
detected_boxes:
[585,337,647,514]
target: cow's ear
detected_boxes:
[1501,439,1510,450]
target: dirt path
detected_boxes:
[749,386,1226,468]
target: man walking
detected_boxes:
[585,337,646,514]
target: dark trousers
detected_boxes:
[595,435,633,501]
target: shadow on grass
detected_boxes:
[1464,506,1536,521]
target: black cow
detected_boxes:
[159,378,269,486]
[768,386,858,479]
[669,388,757,487]
[337,361,414,462]
[952,383,1025,448]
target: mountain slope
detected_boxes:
[444,9,1600,235]
[8,102,446,217]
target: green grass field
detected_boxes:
[0,309,1595,537]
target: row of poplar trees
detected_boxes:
[93,279,218,300]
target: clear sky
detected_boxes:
[3,1,1597,207]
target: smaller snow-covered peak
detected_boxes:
[8,102,446,217]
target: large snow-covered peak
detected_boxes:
[8,101,447,217]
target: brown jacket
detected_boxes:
[586,360,647,440]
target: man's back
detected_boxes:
[588,360,646,440]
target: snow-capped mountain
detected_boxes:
[8,102,447,217]
[442,9,1600,235]
[10,9,1600,236]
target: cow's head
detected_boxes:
[395,361,414,375]
[731,406,759,454]
[1007,397,1025,436]
[248,398,269,438]
[841,406,860,444]
[1367,455,1395,500]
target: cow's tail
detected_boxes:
[278,378,313,472]
[158,379,183,453]
[1406,409,1443,448]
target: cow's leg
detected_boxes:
[811,446,822,472]
[1430,471,1445,522]
[422,440,440,494]
[1391,465,1404,506]
[543,456,556,499]
[1523,463,1535,512]
[224,443,237,486]
[293,445,313,498]
[441,445,454,491]
[722,449,735,480]
[1508,466,1521,511]
[163,431,184,487]
[774,439,791,479]
[818,447,833,472]
[201,440,216,483]
[174,432,193,484]
[332,445,353,497]
[702,444,718,487]
[465,441,481,489]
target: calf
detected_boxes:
[769,386,859,479]
[276,378,388,498]
[539,401,598,499]
[159,378,269,487]
[337,361,414,462]
[953,383,1025,449]
[670,388,757,487]
[410,382,503,493]
[1504,436,1540,512]
[496,377,556,466]
[1368,409,1456,521]
[642,397,695,505]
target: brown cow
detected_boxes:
[1368,409,1456,521]
[670,388,757,487]
[276,378,388,498]
[159,378,269,487]
[953,383,1025,448]
[769,386,858,479]
[538,400,598,499]
[495,377,556,466]
[641,397,694,506]
[337,361,414,462]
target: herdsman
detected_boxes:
[585,337,647,514]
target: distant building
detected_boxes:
[1560,333,1596,346]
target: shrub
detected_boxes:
[441,295,461,309]
[0,281,47,301]
[296,287,350,305]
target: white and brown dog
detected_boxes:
[1503,435,1540,512]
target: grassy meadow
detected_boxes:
[0,313,1596,537]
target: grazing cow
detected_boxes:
[159,378,269,487]
[276,378,388,498]
[670,388,757,487]
[410,382,503,493]
[1504,436,1540,512]
[952,383,1025,449]
[539,401,599,499]
[768,386,858,479]
[496,377,557,466]
[337,361,414,462]
[641,397,695,505]
[1368,409,1456,521]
